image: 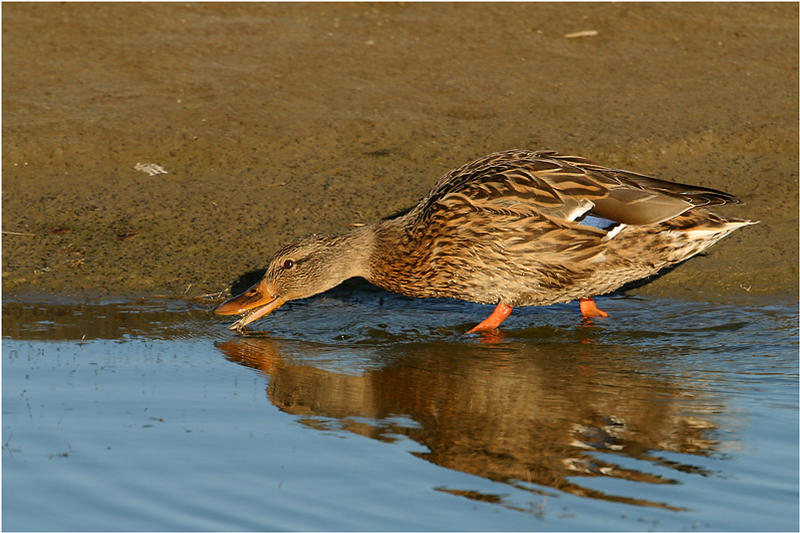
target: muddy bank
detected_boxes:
[3,3,797,303]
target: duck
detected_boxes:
[215,149,754,333]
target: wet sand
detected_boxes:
[3,3,797,302]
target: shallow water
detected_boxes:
[3,289,798,531]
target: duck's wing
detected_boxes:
[553,152,742,224]
[413,150,741,227]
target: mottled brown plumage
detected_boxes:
[215,150,754,332]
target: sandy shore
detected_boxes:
[3,3,797,303]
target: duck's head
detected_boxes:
[214,231,372,331]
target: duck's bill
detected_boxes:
[214,280,286,331]
[224,297,286,331]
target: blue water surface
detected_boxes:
[2,292,798,531]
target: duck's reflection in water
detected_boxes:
[217,336,721,512]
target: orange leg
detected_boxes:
[467,302,514,333]
[579,297,608,318]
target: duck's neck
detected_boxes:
[359,217,418,292]
[330,219,404,280]
[331,223,380,281]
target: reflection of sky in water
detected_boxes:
[2,296,798,531]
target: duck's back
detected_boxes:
[410,150,740,227]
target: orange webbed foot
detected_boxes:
[466,302,514,333]
[579,297,608,318]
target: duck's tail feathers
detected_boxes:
[681,216,757,237]
[672,216,757,259]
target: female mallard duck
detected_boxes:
[215,149,754,332]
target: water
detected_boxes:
[3,288,798,531]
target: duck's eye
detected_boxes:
[283,259,294,270]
